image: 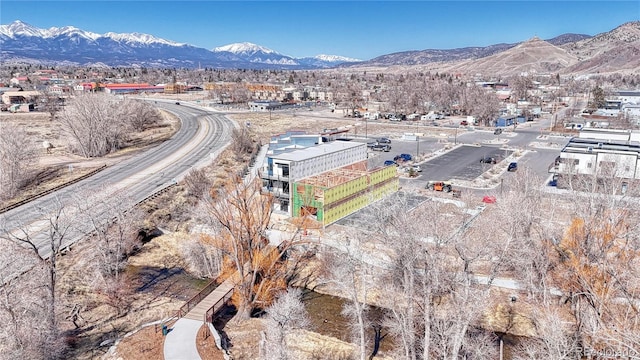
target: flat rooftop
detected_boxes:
[270,141,365,162]
[563,137,640,154]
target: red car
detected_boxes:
[482,196,497,204]
[460,120,469,126]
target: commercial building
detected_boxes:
[557,128,640,179]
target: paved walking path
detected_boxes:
[163,142,269,360]
[163,278,236,360]
[163,318,202,360]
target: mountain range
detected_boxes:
[0,21,361,69]
[1,20,639,76]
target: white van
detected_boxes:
[422,112,438,121]
[364,112,379,120]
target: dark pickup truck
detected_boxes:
[372,144,391,152]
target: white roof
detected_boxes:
[270,141,364,162]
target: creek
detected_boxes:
[301,290,394,355]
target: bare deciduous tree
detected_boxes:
[119,98,162,132]
[0,240,64,360]
[58,93,127,157]
[321,242,373,360]
[512,307,580,360]
[0,122,40,200]
[0,196,76,359]
[180,232,225,278]
[462,85,500,126]
[261,287,310,360]
[509,75,533,102]
[231,124,254,161]
[72,189,142,314]
[183,167,212,198]
[200,177,284,319]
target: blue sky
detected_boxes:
[1,1,638,60]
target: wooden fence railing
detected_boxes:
[176,279,218,318]
[205,288,234,323]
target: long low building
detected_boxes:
[558,129,640,179]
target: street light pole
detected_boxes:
[365,117,368,140]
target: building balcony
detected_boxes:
[260,172,290,181]
[262,187,290,198]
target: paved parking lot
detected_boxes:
[367,137,448,167]
[416,145,512,182]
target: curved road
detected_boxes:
[1,102,234,259]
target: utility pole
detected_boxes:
[416,120,420,157]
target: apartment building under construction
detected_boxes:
[292,161,398,226]
[261,138,398,226]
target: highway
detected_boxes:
[0,102,235,259]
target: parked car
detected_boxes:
[482,196,497,204]
[372,144,391,152]
[494,128,503,135]
[507,162,518,172]
[384,160,396,166]
[410,165,422,172]
[480,157,497,164]
[394,153,412,162]
[175,102,181,105]
[367,141,378,148]
[460,120,469,126]
[377,137,391,144]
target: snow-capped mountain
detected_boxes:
[313,54,361,62]
[212,42,299,66]
[210,42,362,68]
[297,54,362,68]
[0,21,360,69]
[213,42,278,55]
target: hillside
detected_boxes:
[448,37,578,76]
[353,22,639,77]
[561,21,640,75]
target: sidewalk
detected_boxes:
[163,318,203,360]
[244,143,268,185]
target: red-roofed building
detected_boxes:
[101,83,164,94]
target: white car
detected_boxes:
[404,165,422,173]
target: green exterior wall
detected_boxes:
[292,166,398,226]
